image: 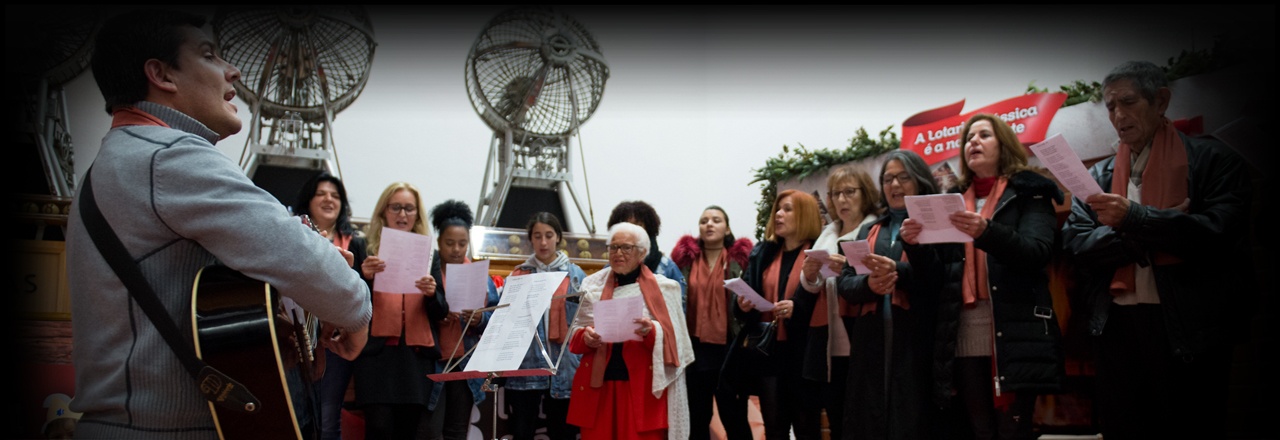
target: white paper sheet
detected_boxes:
[723,278,775,311]
[464,271,567,373]
[444,260,490,312]
[372,227,434,293]
[839,240,873,275]
[904,194,973,244]
[593,295,645,343]
[803,249,838,279]
[1029,133,1103,200]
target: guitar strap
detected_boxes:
[78,170,260,414]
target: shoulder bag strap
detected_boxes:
[78,170,259,413]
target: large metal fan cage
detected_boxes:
[465,6,609,141]
[213,6,376,190]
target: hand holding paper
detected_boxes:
[594,295,645,342]
[904,194,973,244]
[1028,133,1103,201]
[803,249,839,279]
[444,260,490,312]
[724,278,775,311]
[372,227,435,293]
[839,240,873,274]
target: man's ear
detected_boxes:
[143,59,178,94]
[1154,86,1172,116]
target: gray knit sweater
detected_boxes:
[66,102,372,439]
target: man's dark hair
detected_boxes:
[606,200,661,239]
[91,9,206,115]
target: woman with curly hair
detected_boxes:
[670,206,754,440]
[427,200,500,440]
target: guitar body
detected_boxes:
[191,265,306,440]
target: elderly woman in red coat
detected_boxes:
[567,222,696,440]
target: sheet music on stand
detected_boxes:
[426,271,580,439]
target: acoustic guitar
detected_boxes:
[190,216,324,440]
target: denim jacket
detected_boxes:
[498,260,588,399]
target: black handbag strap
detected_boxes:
[78,170,259,413]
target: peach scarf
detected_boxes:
[962,177,1009,305]
[371,251,435,347]
[511,267,573,344]
[853,224,910,316]
[687,251,729,344]
[1109,118,1188,295]
[761,243,809,341]
[589,265,679,387]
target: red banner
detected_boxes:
[900,92,1068,165]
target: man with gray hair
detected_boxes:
[1063,60,1252,439]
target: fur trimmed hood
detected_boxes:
[672,235,752,269]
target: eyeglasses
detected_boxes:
[386,203,417,215]
[606,244,637,254]
[881,172,914,186]
[828,188,861,200]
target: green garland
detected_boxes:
[750,44,1224,239]
[749,126,899,240]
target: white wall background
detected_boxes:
[51,5,1273,253]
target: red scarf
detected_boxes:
[761,242,809,341]
[1109,118,1188,295]
[589,266,679,388]
[687,250,728,344]
[852,224,911,317]
[511,267,572,343]
[962,177,1009,305]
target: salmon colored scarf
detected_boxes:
[110,106,168,128]
[687,250,729,344]
[1110,118,1188,295]
[372,291,435,347]
[853,224,910,317]
[962,176,1009,305]
[511,267,572,344]
[589,265,679,388]
[809,253,857,327]
[371,251,436,347]
[761,242,809,341]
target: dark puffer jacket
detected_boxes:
[907,170,1065,406]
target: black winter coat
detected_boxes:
[836,212,941,439]
[908,170,1065,406]
[733,239,815,377]
[1062,133,1254,357]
